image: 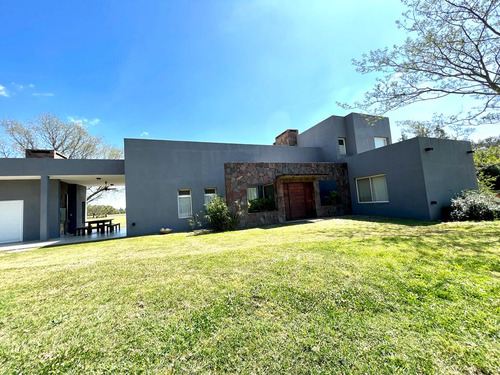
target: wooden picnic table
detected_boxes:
[86,218,113,234]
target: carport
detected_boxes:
[0,157,125,244]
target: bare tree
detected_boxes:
[341,0,499,127]
[0,113,123,202]
[1,113,122,159]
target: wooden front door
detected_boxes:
[283,182,316,221]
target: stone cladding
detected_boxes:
[273,129,298,146]
[224,162,350,228]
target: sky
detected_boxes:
[1,0,498,207]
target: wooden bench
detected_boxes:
[74,226,92,236]
[107,223,121,233]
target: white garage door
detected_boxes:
[0,200,24,244]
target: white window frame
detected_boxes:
[204,188,217,206]
[374,137,388,148]
[338,137,346,155]
[177,189,192,218]
[355,174,389,203]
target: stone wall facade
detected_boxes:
[273,129,298,146]
[224,162,350,228]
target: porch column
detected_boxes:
[40,175,50,241]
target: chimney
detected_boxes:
[25,149,68,159]
[273,129,298,146]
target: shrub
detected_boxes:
[322,190,340,206]
[450,190,500,221]
[205,196,242,231]
[248,198,276,213]
[188,212,204,231]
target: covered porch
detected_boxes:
[0,158,125,244]
[0,225,127,252]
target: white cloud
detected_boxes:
[11,82,24,90]
[140,132,149,137]
[32,92,54,97]
[0,85,9,97]
[29,83,35,88]
[68,116,100,127]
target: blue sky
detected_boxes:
[0,0,498,151]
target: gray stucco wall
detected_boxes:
[347,138,430,220]
[298,113,392,161]
[344,113,392,155]
[76,184,87,228]
[418,138,478,220]
[124,139,324,235]
[297,115,348,161]
[0,180,41,241]
[0,159,125,177]
[0,180,87,241]
[49,180,60,239]
[347,137,478,220]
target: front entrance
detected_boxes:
[283,182,316,221]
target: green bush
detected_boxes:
[205,196,242,231]
[248,198,276,213]
[450,190,500,221]
[188,212,204,231]
[322,190,340,206]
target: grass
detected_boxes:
[0,216,499,374]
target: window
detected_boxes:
[204,188,217,206]
[356,175,389,203]
[247,184,275,201]
[263,183,275,201]
[247,184,276,212]
[247,186,259,201]
[319,180,339,206]
[177,189,192,218]
[374,137,388,148]
[338,138,346,155]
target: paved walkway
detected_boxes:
[0,228,127,253]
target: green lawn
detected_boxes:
[0,217,499,374]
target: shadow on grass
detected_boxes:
[375,234,500,273]
[258,215,439,231]
[343,215,439,227]
[184,215,441,236]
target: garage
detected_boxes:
[0,200,24,244]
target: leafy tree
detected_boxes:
[473,135,500,149]
[473,136,500,191]
[0,113,123,202]
[342,0,499,127]
[399,120,475,140]
[87,205,125,217]
[87,205,118,218]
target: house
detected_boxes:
[0,113,478,244]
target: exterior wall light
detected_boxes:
[467,150,475,154]
[430,201,437,205]
[425,147,434,152]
